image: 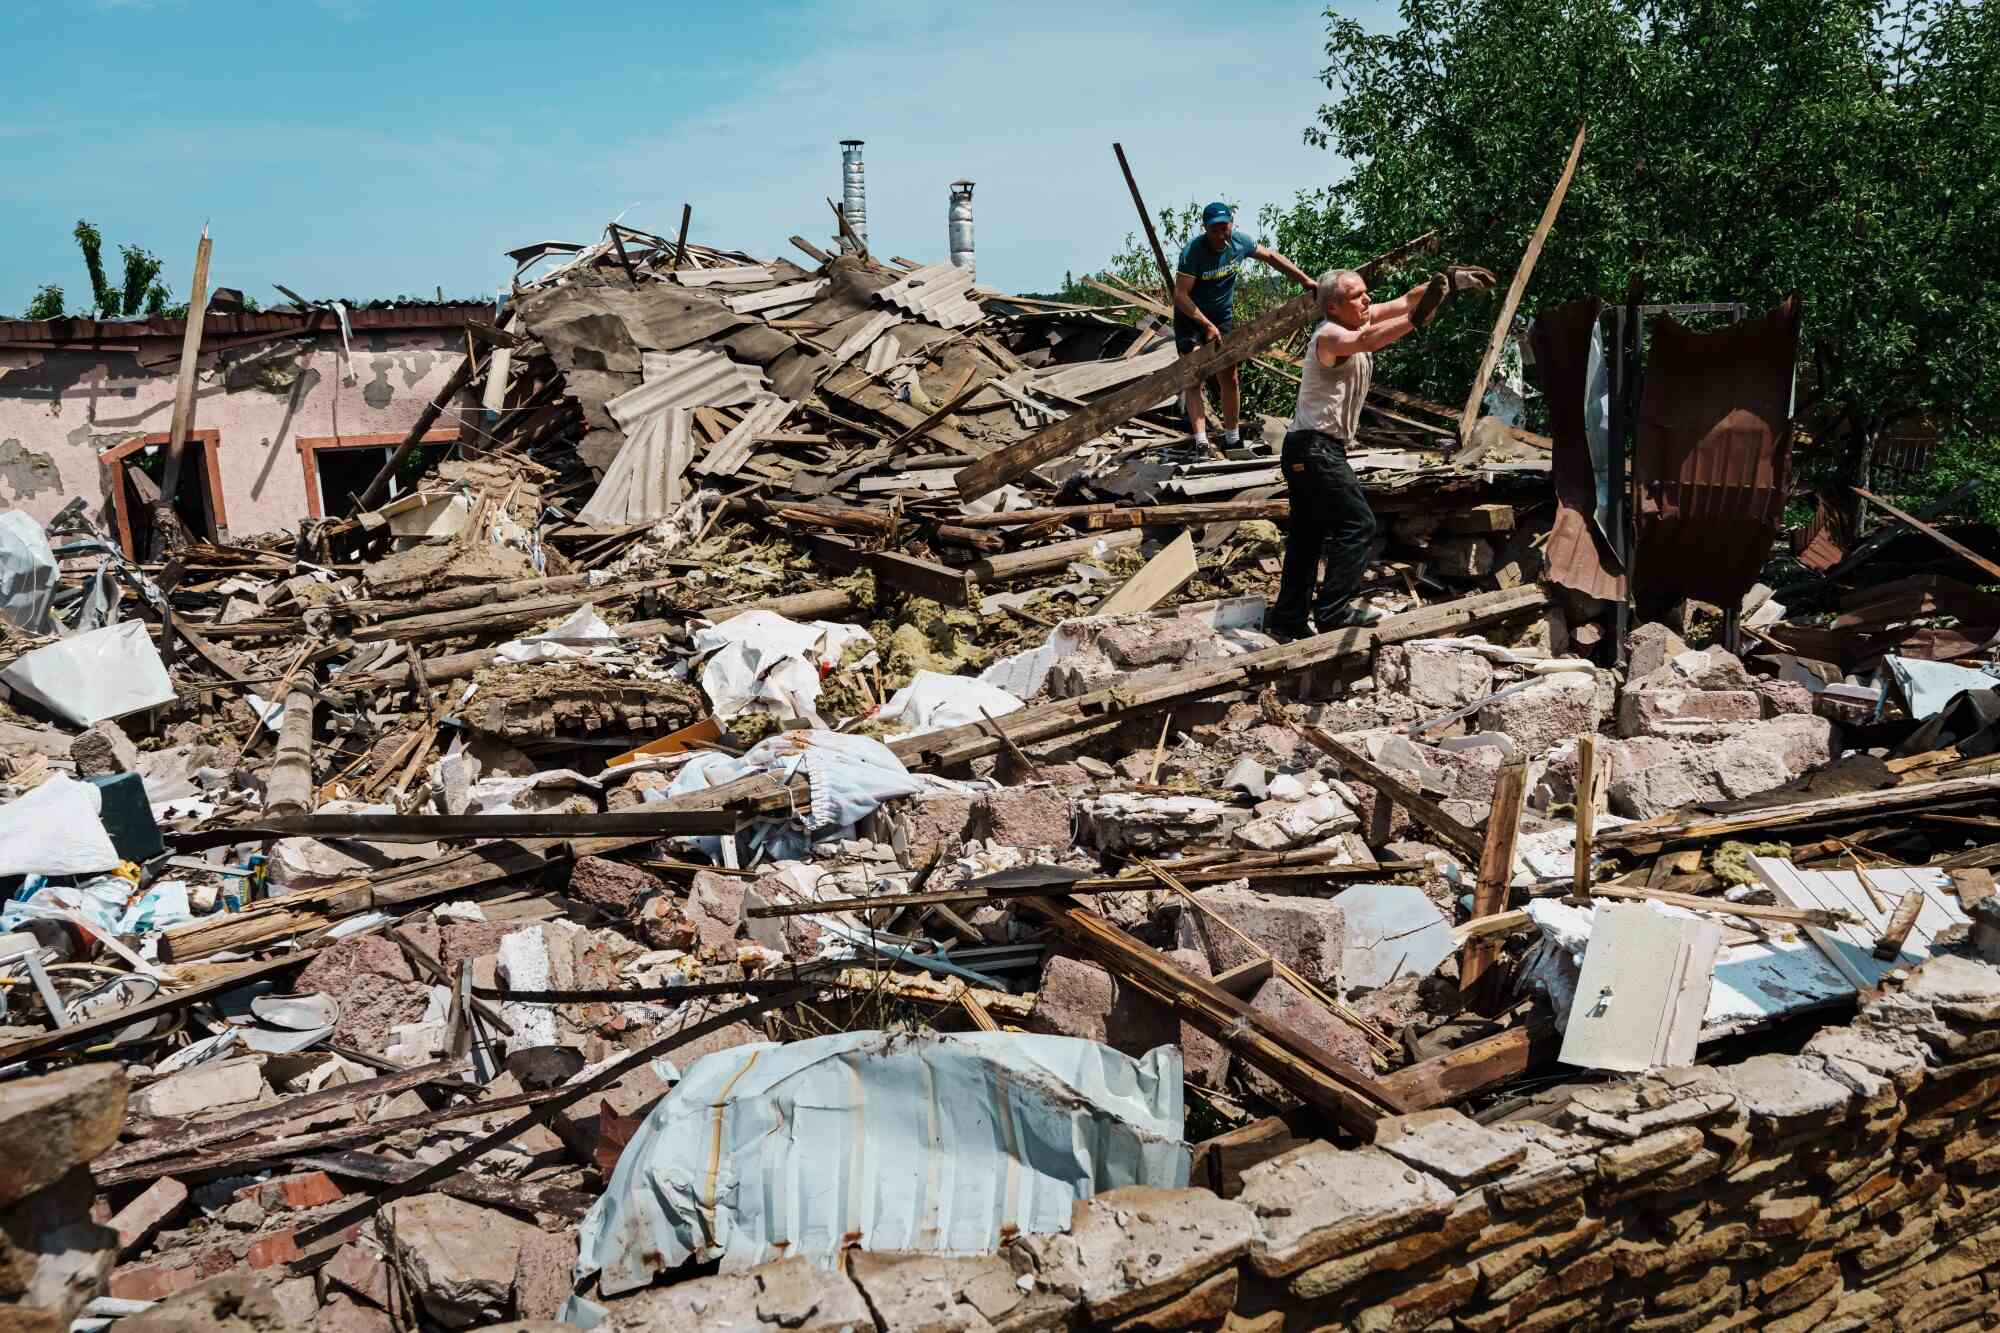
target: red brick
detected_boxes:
[246,1230,302,1269]
[108,1262,202,1302]
[238,1171,344,1212]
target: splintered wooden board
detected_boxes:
[1096,530,1197,618]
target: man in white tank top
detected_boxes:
[1269,267,1454,638]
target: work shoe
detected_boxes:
[1411,274,1449,329]
[1316,604,1385,631]
[1447,264,1497,294]
[1266,621,1313,644]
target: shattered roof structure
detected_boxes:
[1,194,1998,1333]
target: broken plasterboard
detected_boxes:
[1558,901,1720,1072]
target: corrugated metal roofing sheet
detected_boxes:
[1631,295,1801,618]
[570,1030,1184,1293]
[875,263,983,329]
[1529,297,1627,602]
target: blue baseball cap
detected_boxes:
[1201,202,1233,227]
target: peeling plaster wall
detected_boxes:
[0,329,469,539]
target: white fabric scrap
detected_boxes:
[692,611,872,724]
[494,604,623,664]
[874,670,1022,738]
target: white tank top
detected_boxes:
[1290,323,1371,440]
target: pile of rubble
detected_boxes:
[3,201,2000,1333]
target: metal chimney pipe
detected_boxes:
[948,179,975,276]
[839,140,868,250]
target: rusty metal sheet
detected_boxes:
[1794,494,1849,572]
[1528,296,1625,601]
[1631,295,1802,617]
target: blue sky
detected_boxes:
[0,1,1391,314]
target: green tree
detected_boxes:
[29,220,172,319]
[23,285,64,320]
[1290,0,1999,523]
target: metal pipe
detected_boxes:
[948,179,975,275]
[839,140,868,250]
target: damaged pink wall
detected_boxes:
[0,329,470,540]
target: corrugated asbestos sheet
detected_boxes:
[875,263,983,329]
[579,407,694,523]
[1028,341,1177,399]
[696,394,793,479]
[1530,297,1627,601]
[671,265,773,288]
[832,310,903,365]
[725,279,829,315]
[607,350,768,429]
[1631,294,1802,617]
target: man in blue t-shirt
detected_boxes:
[1172,201,1316,453]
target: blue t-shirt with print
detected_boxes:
[1176,230,1259,323]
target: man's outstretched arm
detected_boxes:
[1312,311,1421,367]
[1252,245,1316,292]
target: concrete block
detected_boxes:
[1238,1141,1456,1277]
[1377,644,1496,710]
[1479,672,1600,758]
[1176,885,1344,988]
[1374,1108,1527,1187]
[1029,952,1229,1090]
[129,1059,267,1121]
[593,1256,874,1333]
[1074,793,1247,855]
[0,1065,128,1209]
[1616,687,1762,737]
[1231,792,1359,851]
[1013,1185,1255,1322]
[973,785,1073,850]
[382,1193,542,1329]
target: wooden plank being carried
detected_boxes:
[954,231,1437,499]
[1459,122,1587,447]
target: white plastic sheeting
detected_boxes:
[873,669,1022,738]
[0,512,58,634]
[1878,655,2000,720]
[494,605,622,664]
[569,1031,1185,1307]
[0,775,122,877]
[0,620,173,725]
[691,611,872,725]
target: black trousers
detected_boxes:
[1271,429,1378,631]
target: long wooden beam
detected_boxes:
[1459,122,1587,447]
[1597,774,2000,850]
[1853,486,2000,582]
[1283,717,1486,862]
[954,231,1437,499]
[1022,897,1406,1135]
